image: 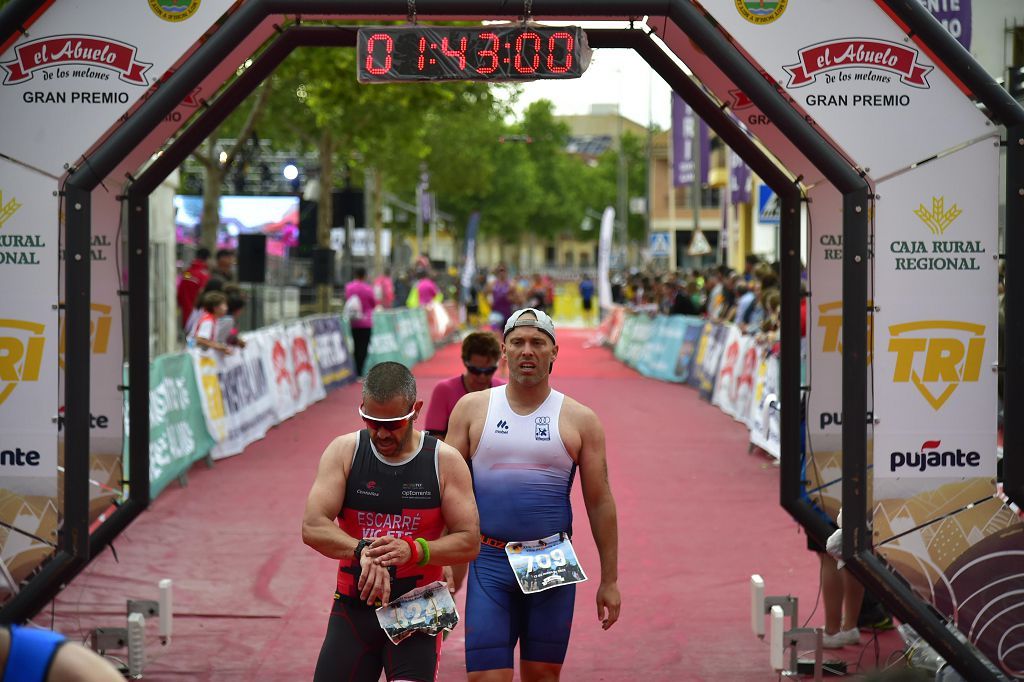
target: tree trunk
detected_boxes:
[317,129,334,248]
[199,142,223,250]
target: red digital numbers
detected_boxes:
[418,36,427,71]
[441,36,468,70]
[477,32,499,74]
[365,33,394,75]
[547,32,574,73]
[514,31,541,74]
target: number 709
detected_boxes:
[526,548,567,573]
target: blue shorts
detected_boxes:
[464,544,576,672]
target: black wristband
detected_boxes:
[354,538,371,562]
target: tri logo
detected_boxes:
[888,320,985,410]
[816,300,874,364]
[495,419,509,434]
[0,319,45,406]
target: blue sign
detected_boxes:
[758,185,780,225]
[649,231,671,258]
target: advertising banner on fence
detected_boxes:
[635,316,693,382]
[673,318,704,384]
[365,312,403,372]
[261,324,325,423]
[394,310,423,368]
[713,329,761,422]
[308,315,356,391]
[192,342,277,461]
[286,322,327,410]
[694,323,728,401]
[748,350,781,459]
[149,353,215,498]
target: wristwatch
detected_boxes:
[354,538,372,562]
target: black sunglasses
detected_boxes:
[465,363,498,376]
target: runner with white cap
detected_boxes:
[446,308,621,681]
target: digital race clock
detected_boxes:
[357,25,591,83]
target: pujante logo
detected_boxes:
[1,35,152,86]
[784,38,932,89]
[0,319,45,406]
[148,0,201,22]
[915,196,962,236]
[888,320,985,410]
[888,439,982,474]
[0,190,22,229]
[735,0,788,25]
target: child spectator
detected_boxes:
[189,291,232,354]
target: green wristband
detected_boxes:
[415,537,430,567]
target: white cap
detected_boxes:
[503,308,556,342]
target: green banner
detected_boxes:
[149,353,216,498]
[411,307,435,362]
[365,311,404,373]
[394,309,422,366]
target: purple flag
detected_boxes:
[672,93,710,187]
[926,0,970,50]
[730,152,751,204]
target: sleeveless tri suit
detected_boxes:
[465,385,578,671]
[313,431,445,682]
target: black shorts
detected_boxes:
[582,299,593,311]
[314,595,441,682]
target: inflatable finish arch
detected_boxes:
[0,1,1021,678]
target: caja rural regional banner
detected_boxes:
[868,137,1021,674]
[0,160,59,599]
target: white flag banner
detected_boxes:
[597,207,615,310]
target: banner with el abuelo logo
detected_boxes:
[148,353,215,498]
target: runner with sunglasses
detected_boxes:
[424,331,505,442]
[445,308,621,682]
[302,361,480,682]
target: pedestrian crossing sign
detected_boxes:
[649,232,670,257]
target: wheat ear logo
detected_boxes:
[914,196,962,235]
[0,191,22,229]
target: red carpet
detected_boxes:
[48,329,903,680]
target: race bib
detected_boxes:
[504,533,588,594]
[375,581,459,645]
